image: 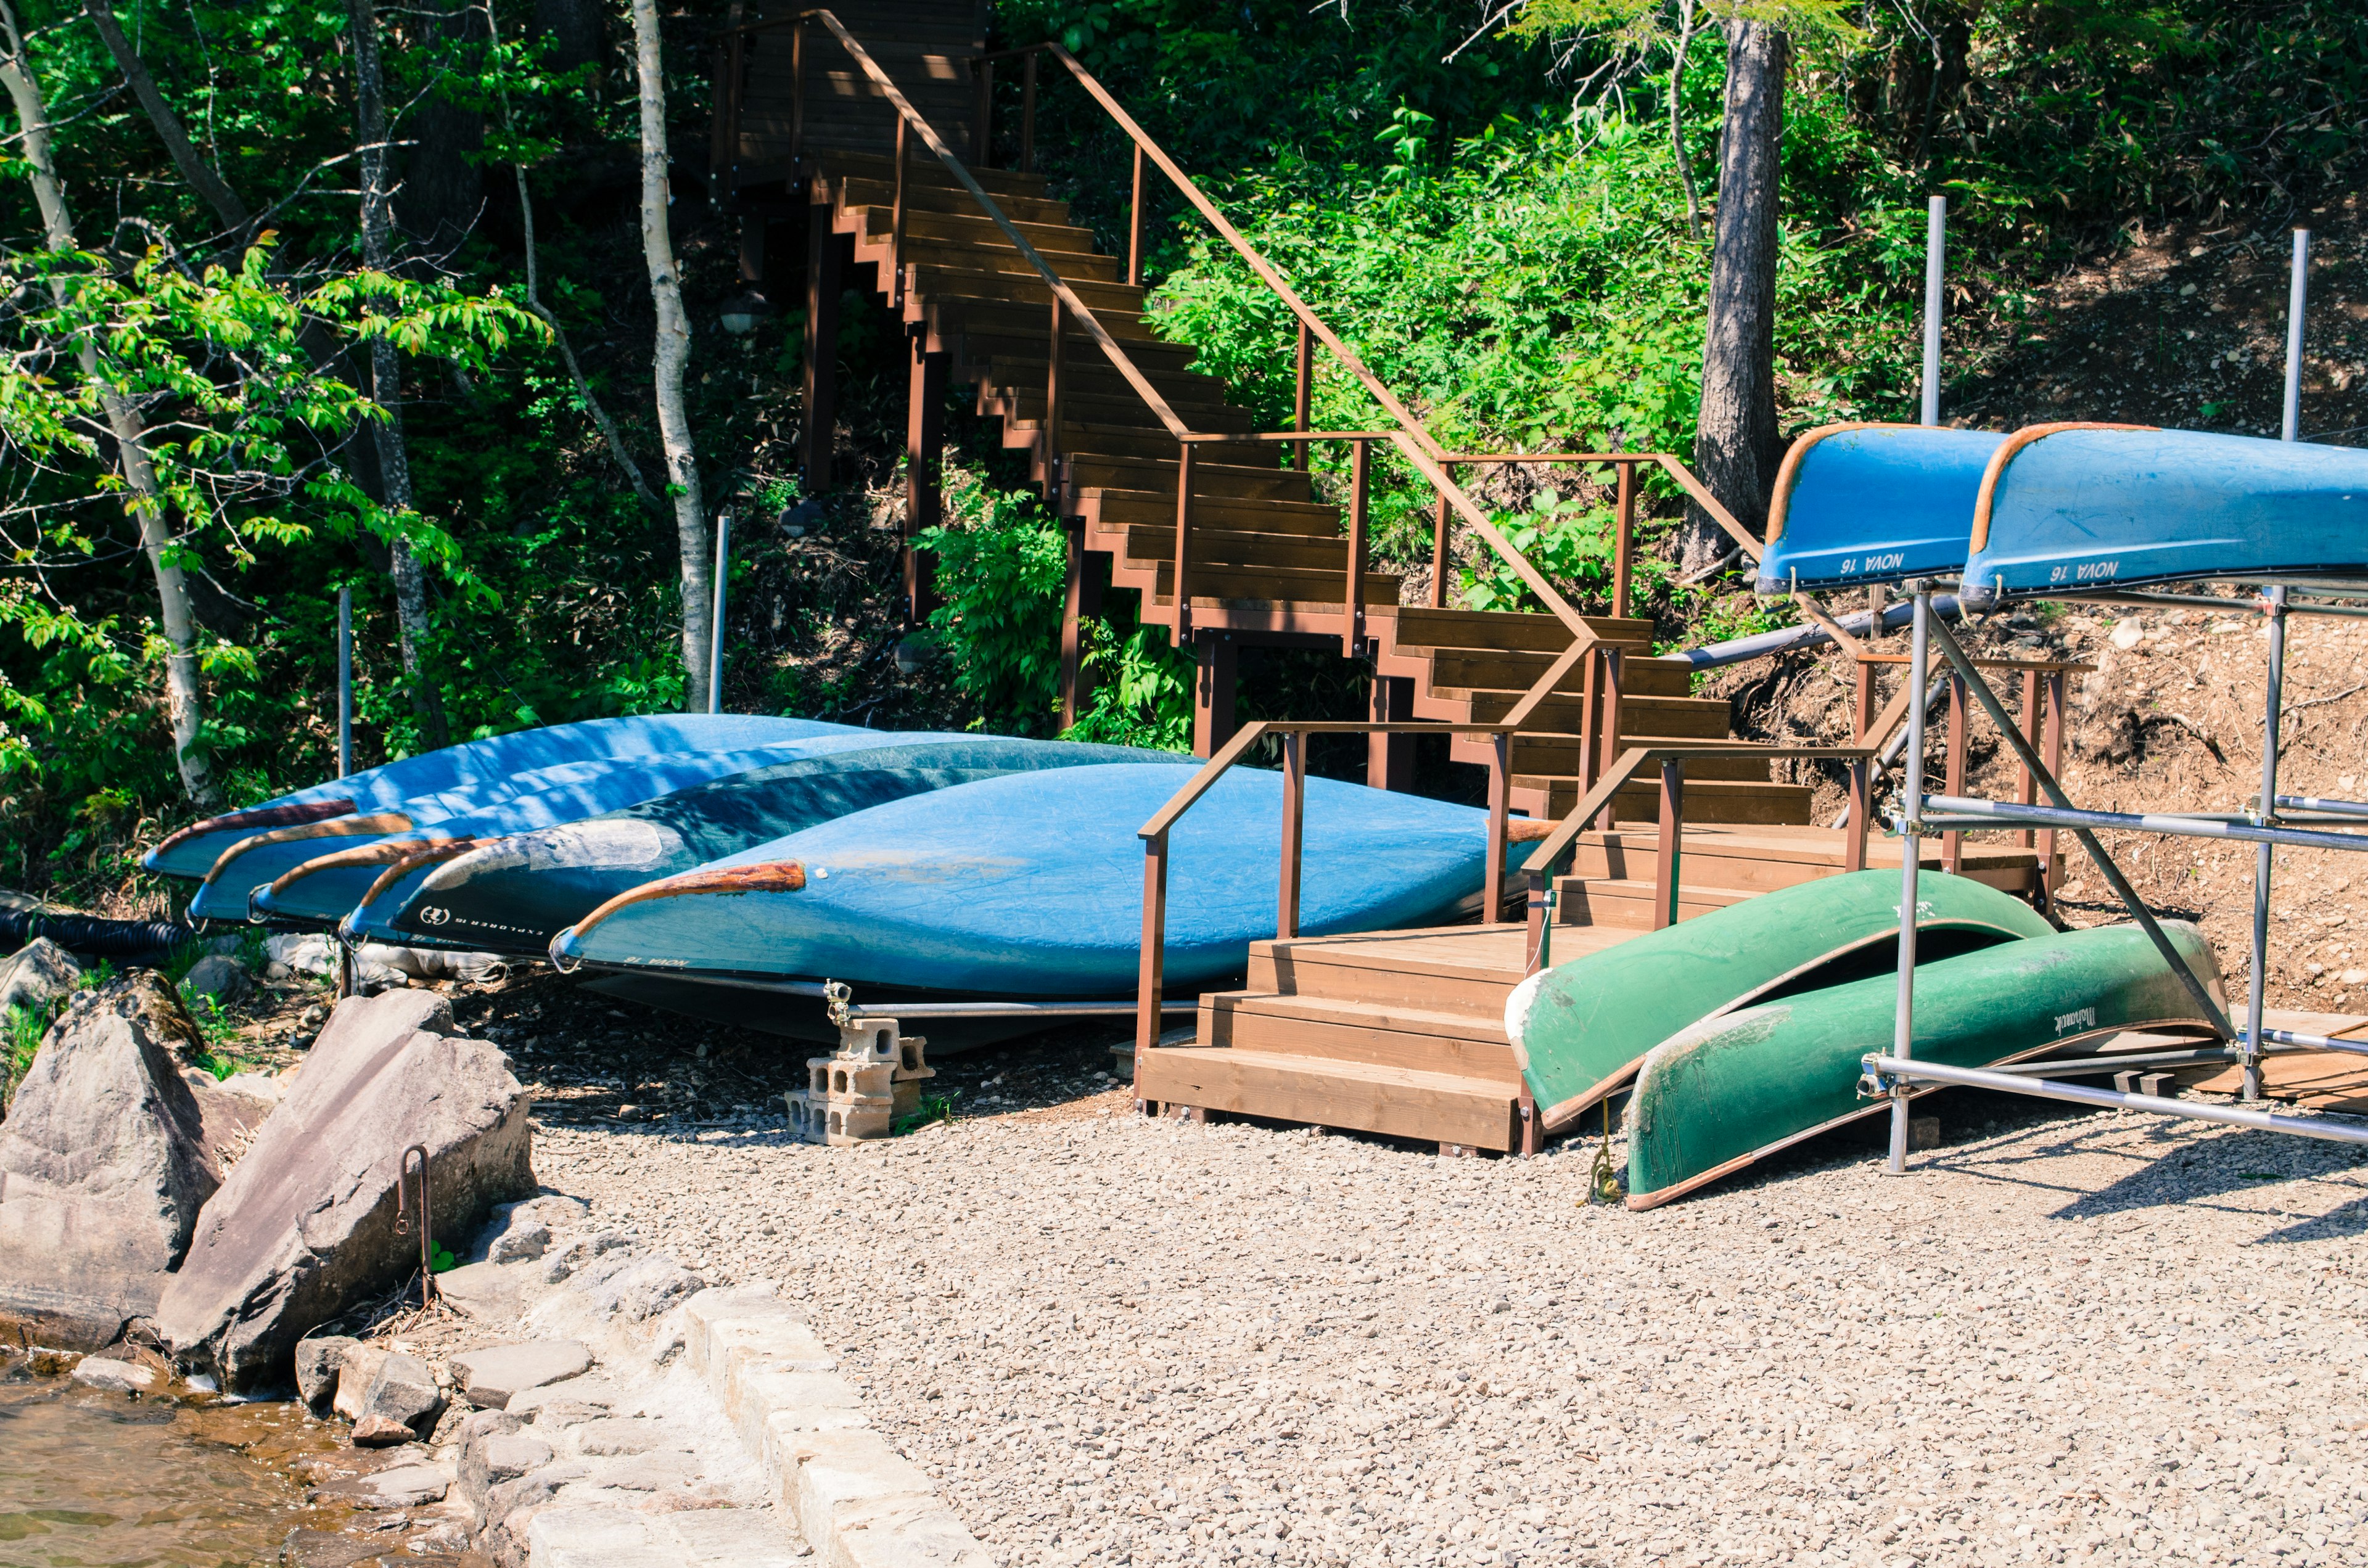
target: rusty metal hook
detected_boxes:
[395,1144,435,1305]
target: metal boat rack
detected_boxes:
[1860,228,2368,1164]
[643,971,1196,1027]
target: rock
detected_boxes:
[181,953,251,1004]
[155,988,535,1392]
[452,1340,592,1410]
[461,1430,555,1520]
[540,1229,632,1284]
[331,1346,388,1421]
[0,975,217,1348]
[261,932,335,980]
[572,1416,666,1455]
[477,1200,553,1263]
[335,1348,443,1435]
[349,1413,416,1447]
[356,945,508,983]
[0,937,80,1016]
[294,1333,357,1412]
[506,1375,618,1417]
[435,1259,528,1324]
[70,1355,160,1393]
[575,1255,702,1324]
[311,1461,451,1509]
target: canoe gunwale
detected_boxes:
[154,798,359,862]
[200,813,417,885]
[1621,1012,2217,1210]
[559,859,812,958]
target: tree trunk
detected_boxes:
[532,0,604,76]
[629,0,712,713]
[351,0,450,750]
[1,0,218,807]
[1687,18,1788,575]
[1667,0,1703,244]
[401,3,488,256]
[81,0,250,239]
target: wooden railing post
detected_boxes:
[789,20,805,175]
[801,209,841,495]
[1278,731,1305,939]
[2016,667,2041,852]
[1128,143,1146,287]
[1654,757,1684,930]
[1524,861,1556,975]
[1059,522,1087,729]
[1428,474,1452,609]
[1612,459,1635,622]
[1172,441,1195,646]
[1597,649,1626,824]
[1485,731,1511,924]
[1576,644,1603,791]
[1045,292,1066,501]
[1019,52,1036,173]
[2042,669,2066,911]
[1344,438,1370,656]
[1942,673,1968,874]
[890,112,909,307]
[971,59,992,166]
[1135,832,1168,1107]
[1845,757,1869,874]
[1293,322,1312,473]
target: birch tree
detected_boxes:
[0,0,218,805]
[350,0,451,749]
[628,0,712,712]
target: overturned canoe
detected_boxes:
[188,730,905,923]
[146,716,854,880]
[1623,919,2224,1209]
[1755,424,2008,595]
[1505,870,2054,1133]
[551,763,1521,996]
[1958,425,2368,609]
[348,737,1172,956]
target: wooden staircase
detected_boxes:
[715,22,2052,1154]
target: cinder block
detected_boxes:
[835,1018,903,1068]
[783,1090,827,1144]
[822,1100,894,1145]
[809,1058,897,1100]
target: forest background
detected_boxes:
[1,0,2363,909]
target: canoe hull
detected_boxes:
[1624,920,2224,1208]
[1506,870,2054,1131]
[1756,425,2006,595]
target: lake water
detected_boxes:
[0,1355,336,1568]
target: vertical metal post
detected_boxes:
[1844,757,1868,874]
[2247,586,2289,1100]
[708,511,730,714]
[1293,322,1312,474]
[1653,758,1684,930]
[1127,143,1146,287]
[2015,668,2041,850]
[1045,293,1066,501]
[1889,586,1934,1173]
[1278,732,1304,940]
[1019,52,1036,174]
[1612,461,1635,620]
[1135,834,1168,1092]
[336,586,353,779]
[1941,673,1967,874]
[1344,439,1369,656]
[2041,669,2064,910]
[2284,229,2309,443]
[890,114,908,309]
[1484,732,1511,924]
[1920,195,1946,427]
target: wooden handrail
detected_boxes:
[1519,743,1875,878]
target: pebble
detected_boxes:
[535,1094,2368,1567]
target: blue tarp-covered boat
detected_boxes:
[551,763,1518,996]
[146,716,856,880]
[345,737,1173,956]
[1959,425,2368,609]
[1755,423,2008,595]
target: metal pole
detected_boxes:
[336,585,353,778]
[2283,229,2309,443]
[2247,585,2287,1099]
[1920,196,1946,427]
[1889,585,1932,1174]
[708,511,731,715]
[1864,1054,2368,1148]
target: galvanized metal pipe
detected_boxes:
[2242,1026,2368,1057]
[1918,795,2368,855]
[1862,1053,2368,1147]
[2284,229,2309,443]
[1920,195,1946,427]
[2277,794,2368,819]
[336,585,353,779]
[708,510,731,715]
[2248,586,2288,1098]
[1889,586,1933,1175]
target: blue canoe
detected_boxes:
[1755,423,2007,596]
[343,737,1174,956]
[146,716,857,880]
[551,763,1519,996]
[1959,425,2368,609]
[213,731,974,927]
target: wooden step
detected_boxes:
[1068,457,1309,503]
[1143,563,1404,607]
[821,150,1051,199]
[862,207,1101,257]
[1523,776,1817,826]
[1507,734,1774,780]
[1199,992,1519,1082]
[1133,1046,1523,1151]
[1083,490,1342,537]
[950,327,1201,376]
[1003,398,1259,434]
[987,359,1230,404]
[1550,877,1755,930]
[1245,927,1544,1014]
[1378,605,1656,655]
[1560,825,2052,896]
[1455,689,1729,737]
[1109,527,1365,574]
[874,236,1121,284]
[926,298,1171,347]
[911,263,1147,313]
[827,176,1074,228]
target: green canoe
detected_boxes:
[1624,919,2225,1209]
[1507,871,2054,1133]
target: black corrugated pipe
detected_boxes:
[0,908,194,961]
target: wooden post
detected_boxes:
[1128,143,1146,287]
[1576,644,1603,791]
[1343,439,1370,657]
[1367,675,1413,792]
[1172,441,1195,646]
[1045,293,1065,501]
[1135,832,1167,1103]
[890,112,908,308]
[1293,322,1312,474]
[1942,673,1968,874]
[1597,649,1626,824]
[1524,865,1554,975]
[1485,732,1511,924]
[1654,758,1684,929]
[801,211,841,494]
[1191,633,1235,757]
[903,331,947,624]
[2042,669,2065,911]
[1844,757,1868,873]
[1059,523,1087,729]
[788,20,804,175]
[1612,461,1635,622]
[2016,668,2041,850]
[1278,731,1305,939]
[1428,483,1452,609]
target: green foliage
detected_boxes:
[430,1242,459,1273]
[4,1001,45,1109]
[1067,622,1194,752]
[1461,487,1616,615]
[892,1089,960,1136]
[913,472,1071,734]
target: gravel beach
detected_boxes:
[530,1075,2368,1568]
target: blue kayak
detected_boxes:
[1755,423,2007,595]
[147,716,857,880]
[210,731,969,926]
[551,763,1516,996]
[345,737,1174,956]
[1959,425,2368,609]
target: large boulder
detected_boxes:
[0,975,218,1348]
[156,990,534,1392]
[0,937,82,1017]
